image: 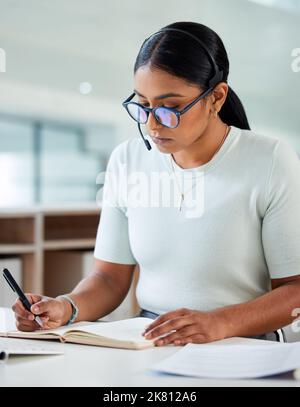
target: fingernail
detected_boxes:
[29,314,34,321]
[33,306,39,313]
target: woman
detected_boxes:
[13,22,300,346]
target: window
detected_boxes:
[0,115,117,207]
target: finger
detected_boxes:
[145,316,193,340]
[17,324,39,332]
[179,334,208,345]
[40,320,60,330]
[16,318,40,332]
[12,299,35,320]
[144,309,190,332]
[16,314,39,326]
[37,316,49,326]
[143,308,190,333]
[30,299,52,316]
[154,325,198,346]
[26,293,43,305]
[21,317,50,331]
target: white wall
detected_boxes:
[0,0,299,150]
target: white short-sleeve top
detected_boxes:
[94,126,300,315]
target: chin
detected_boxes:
[156,144,174,153]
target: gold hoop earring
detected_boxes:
[210,108,216,117]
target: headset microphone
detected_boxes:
[138,122,152,151]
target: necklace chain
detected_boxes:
[170,125,230,211]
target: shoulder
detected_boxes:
[107,136,159,172]
[109,136,145,159]
[237,127,279,156]
[234,126,299,170]
[235,127,300,206]
[106,136,144,167]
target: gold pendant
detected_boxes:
[179,193,184,211]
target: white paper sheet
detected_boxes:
[152,341,300,379]
[0,337,64,358]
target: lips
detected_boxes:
[151,137,172,145]
[151,136,172,140]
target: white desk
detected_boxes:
[0,308,299,387]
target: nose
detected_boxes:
[146,110,163,132]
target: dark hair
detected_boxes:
[134,21,250,130]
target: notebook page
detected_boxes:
[152,342,300,379]
[0,321,91,338]
[65,317,153,342]
[1,318,153,344]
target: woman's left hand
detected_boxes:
[142,308,227,346]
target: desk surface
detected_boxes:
[0,308,299,387]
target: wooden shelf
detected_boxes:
[0,203,100,216]
[0,204,140,319]
[0,217,35,245]
[0,244,36,254]
[0,205,100,294]
[43,239,96,250]
[44,213,99,241]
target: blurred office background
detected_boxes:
[0,0,299,330]
[0,0,299,207]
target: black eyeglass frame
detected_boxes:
[122,86,214,129]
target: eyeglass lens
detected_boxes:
[127,104,178,128]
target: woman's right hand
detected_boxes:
[12,293,72,332]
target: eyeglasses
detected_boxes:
[122,87,213,129]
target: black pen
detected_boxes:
[2,268,43,327]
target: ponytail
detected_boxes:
[219,86,251,130]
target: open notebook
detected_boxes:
[0,317,155,350]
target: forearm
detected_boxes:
[215,282,300,338]
[58,272,125,323]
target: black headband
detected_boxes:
[143,27,224,89]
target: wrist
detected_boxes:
[209,308,233,340]
[56,295,73,325]
[57,294,79,325]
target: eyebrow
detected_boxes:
[134,89,185,100]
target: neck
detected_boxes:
[172,119,229,169]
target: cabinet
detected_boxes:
[0,204,140,318]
